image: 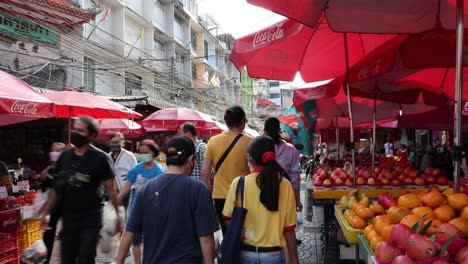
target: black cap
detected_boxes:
[166,136,195,165]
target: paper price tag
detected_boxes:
[12,185,19,193]
[0,187,7,198]
[17,180,30,191]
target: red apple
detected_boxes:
[436,177,449,185]
[414,177,426,186]
[339,171,348,180]
[390,179,402,187]
[403,177,414,185]
[331,175,339,183]
[403,167,412,175]
[322,179,333,187]
[367,177,377,186]
[398,174,406,182]
[358,169,365,177]
[425,167,434,175]
[363,171,371,179]
[409,170,418,178]
[425,175,436,184]
[334,178,344,186]
[384,171,393,180]
[318,173,328,181]
[344,179,354,187]
[432,168,440,176]
[380,178,390,185]
[334,168,341,175]
[357,177,367,185]
[314,179,323,186]
[374,167,382,174]
[395,166,404,173]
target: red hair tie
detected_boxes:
[261,151,276,164]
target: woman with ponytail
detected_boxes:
[222,136,299,264]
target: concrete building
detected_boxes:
[268,80,294,109]
[0,0,245,118]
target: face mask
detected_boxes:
[71,132,89,147]
[49,151,61,162]
[111,145,121,153]
[137,154,153,163]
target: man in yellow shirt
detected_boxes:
[201,106,252,233]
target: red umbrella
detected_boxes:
[97,119,146,139]
[44,90,142,119]
[0,70,55,126]
[44,90,142,142]
[247,0,466,33]
[140,108,216,129]
[198,122,227,136]
[230,18,395,82]
[257,98,277,108]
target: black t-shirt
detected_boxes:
[54,145,114,227]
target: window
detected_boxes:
[125,72,142,95]
[192,63,197,80]
[269,93,280,99]
[175,52,185,73]
[154,39,165,52]
[191,29,197,50]
[204,41,208,59]
[214,49,218,67]
[83,57,95,92]
[153,0,165,29]
[174,14,184,43]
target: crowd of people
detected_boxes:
[38,105,302,264]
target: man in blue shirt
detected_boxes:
[116,136,219,264]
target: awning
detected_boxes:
[147,97,178,109]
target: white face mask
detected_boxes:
[49,151,61,162]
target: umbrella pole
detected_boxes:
[68,116,71,144]
[343,33,357,188]
[372,100,376,171]
[453,0,464,193]
[335,118,339,158]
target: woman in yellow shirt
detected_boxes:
[223,136,299,264]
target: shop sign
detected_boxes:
[0,12,58,46]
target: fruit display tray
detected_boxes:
[358,233,376,264]
[334,205,362,244]
[314,188,432,199]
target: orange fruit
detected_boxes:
[364,225,374,240]
[381,225,394,242]
[461,206,468,220]
[434,205,456,223]
[447,193,468,211]
[449,217,468,235]
[352,202,368,212]
[387,206,411,224]
[398,193,421,209]
[370,203,385,215]
[367,230,378,242]
[420,189,445,209]
[424,219,442,236]
[370,236,383,250]
[374,217,391,235]
[412,206,435,220]
[349,216,366,229]
[400,214,422,232]
[356,207,374,219]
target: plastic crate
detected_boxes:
[358,233,375,264]
[24,219,40,232]
[17,231,28,242]
[18,239,28,251]
[0,248,19,264]
[334,205,362,244]
[28,230,41,244]
[0,238,16,255]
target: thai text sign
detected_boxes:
[0,12,58,46]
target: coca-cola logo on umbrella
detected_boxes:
[358,58,382,80]
[253,23,285,48]
[10,101,39,115]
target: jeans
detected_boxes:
[240,250,285,264]
[60,226,101,264]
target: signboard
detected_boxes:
[0,187,7,198]
[17,180,30,191]
[0,12,58,46]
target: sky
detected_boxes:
[198,0,284,38]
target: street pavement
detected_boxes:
[50,175,326,263]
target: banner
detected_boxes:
[278,107,312,155]
[0,12,58,46]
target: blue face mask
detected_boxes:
[137,154,153,163]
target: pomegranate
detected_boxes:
[456,246,468,264]
[432,260,449,264]
[391,224,414,249]
[406,233,437,261]
[432,168,440,176]
[436,223,463,245]
[375,167,382,174]
[391,255,416,264]
[424,167,433,175]
[395,166,404,173]
[375,242,403,264]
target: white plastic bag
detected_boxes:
[101,201,125,237]
[32,190,49,219]
[342,162,353,176]
[20,239,47,264]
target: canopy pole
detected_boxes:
[343,33,356,188]
[453,0,464,193]
[372,100,376,171]
[335,118,340,159]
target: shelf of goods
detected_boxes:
[0,209,21,264]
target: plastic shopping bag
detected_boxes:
[20,239,47,264]
[101,201,125,237]
[32,189,49,219]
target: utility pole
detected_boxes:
[170,56,176,105]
